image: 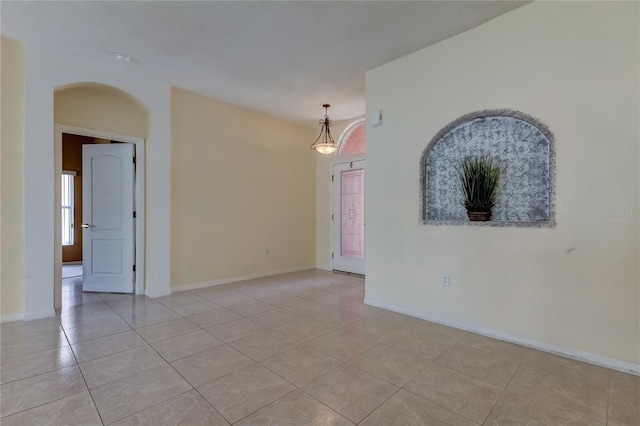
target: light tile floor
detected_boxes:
[1,269,638,425]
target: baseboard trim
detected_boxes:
[145,288,171,299]
[364,297,640,376]
[23,309,56,321]
[1,313,25,323]
[172,265,317,293]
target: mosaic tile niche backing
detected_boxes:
[420,110,555,227]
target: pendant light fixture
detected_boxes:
[310,104,338,154]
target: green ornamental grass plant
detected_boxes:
[458,157,500,212]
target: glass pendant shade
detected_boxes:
[311,104,338,154]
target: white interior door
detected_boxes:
[82,143,135,293]
[332,160,365,275]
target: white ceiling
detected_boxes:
[1,1,527,125]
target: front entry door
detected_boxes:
[82,143,135,293]
[332,160,365,275]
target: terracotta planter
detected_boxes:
[467,210,491,221]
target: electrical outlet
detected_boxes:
[442,273,450,287]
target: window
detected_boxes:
[338,120,366,157]
[61,171,75,246]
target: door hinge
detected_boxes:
[133,211,136,218]
[133,265,136,272]
[331,175,334,182]
[331,214,334,221]
[133,157,136,164]
[331,252,334,259]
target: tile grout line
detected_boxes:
[477,342,532,425]
[114,388,222,425]
[102,312,236,424]
[64,315,108,426]
[605,370,612,426]
[1,272,348,421]
[507,350,610,424]
[227,388,299,425]
[165,342,255,389]
[192,386,236,425]
[343,343,431,390]
[14,272,624,425]
[0,314,107,425]
[450,334,531,364]
[281,349,394,425]
[0,346,76,386]
[83,312,198,425]
[251,338,356,422]
[400,382,481,425]
[355,385,403,425]
[298,383,362,425]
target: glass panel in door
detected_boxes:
[341,169,364,259]
[332,160,365,275]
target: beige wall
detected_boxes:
[315,117,365,270]
[55,83,149,138]
[171,88,316,289]
[1,38,26,319]
[366,2,639,364]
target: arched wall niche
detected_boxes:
[419,109,556,227]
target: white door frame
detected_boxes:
[331,157,366,275]
[55,124,145,308]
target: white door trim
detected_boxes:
[323,153,366,273]
[55,124,145,308]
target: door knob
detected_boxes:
[81,223,93,228]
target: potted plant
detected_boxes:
[458,156,500,221]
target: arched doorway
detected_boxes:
[22,49,172,320]
[53,83,149,309]
[332,119,367,275]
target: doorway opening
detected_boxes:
[332,160,366,275]
[331,119,367,275]
[61,264,86,307]
[54,125,145,310]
